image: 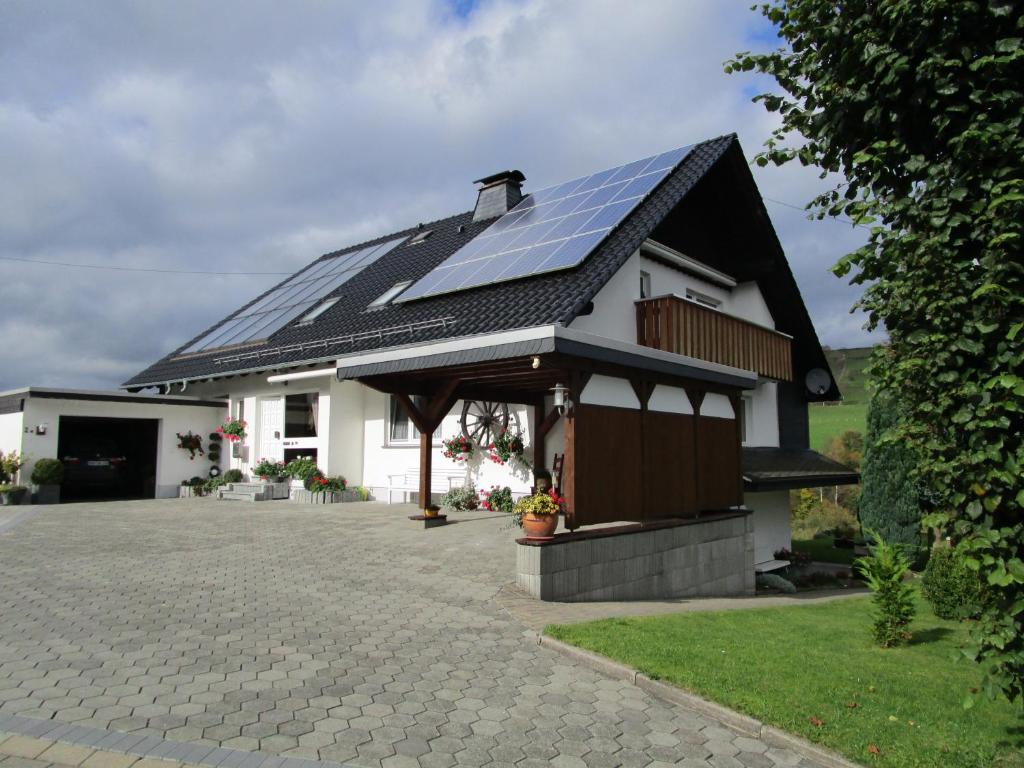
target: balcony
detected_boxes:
[635,295,793,381]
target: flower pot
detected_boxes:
[1,488,28,506]
[32,484,60,505]
[522,512,558,540]
[424,506,440,519]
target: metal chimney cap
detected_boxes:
[473,170,526,188]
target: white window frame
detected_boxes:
[298,297,340,324]
[740,394,754,445]
[368,281,413,311]
[640,270,651,299]
[686,288,721,309]
[385,394,443,447]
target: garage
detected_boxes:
[57,416,159,501]
[0,387,226,500]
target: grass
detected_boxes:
[793,537,858,565]
[809,401,868,451]
[824,346,874,405]
[546,593,1023,768]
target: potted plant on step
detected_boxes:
[253,458,287,483]
[511,488,564,540]
[30,458,64,504]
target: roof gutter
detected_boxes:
[266,367,336,385]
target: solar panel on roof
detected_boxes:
[396,144,693,302]
[178,237,406,355]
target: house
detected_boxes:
[120,133,856,591]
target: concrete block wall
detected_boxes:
[516,513,755,602]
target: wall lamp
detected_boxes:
[552,383,571,414]
[35,423,48,436]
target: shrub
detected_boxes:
[30,458,64,486]
[222,469,244,483]
[856,531,916,647]
[440,486,479,513]
[252,459,286,479]
[922,545,989,620]
[480,486,513,514]
[757,573,796,593]
[0,450,26,483]
[858,390,927,562]
[350,485,370,501]
[790,490,859,540]
[774,547,812,569]
[284,457,319,481]
[203,476,227,494]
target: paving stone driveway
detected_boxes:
[0,499,820,768]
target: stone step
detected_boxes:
[218,490,261,502]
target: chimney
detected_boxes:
[472,170,526,222]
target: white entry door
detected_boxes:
[259,397,284,462]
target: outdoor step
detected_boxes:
[218,491,260,502]
[229,483,271,493]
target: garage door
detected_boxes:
[57,416,158,501]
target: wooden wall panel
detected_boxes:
[697,415,743,508]
[642,412,697,517]
[571,405,643,526]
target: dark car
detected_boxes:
[62,437,128,490]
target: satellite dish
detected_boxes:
[805,368,832,396]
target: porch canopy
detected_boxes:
[336,325,757,529]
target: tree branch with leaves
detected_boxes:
[728,0,1023,702]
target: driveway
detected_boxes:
[0,499,820,767]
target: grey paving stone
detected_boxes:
[0,500,821,768]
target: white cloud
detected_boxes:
[0,0,878,391]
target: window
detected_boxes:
[368,281,413,310]
[740,395,753,444]
[639,270,651,299]
[298,297,339,324]
[686,288,721,309]
[285,393,319,438]
[408,229,433,245]
[388,395,441,444]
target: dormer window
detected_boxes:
[368,280,413,310]
[298,297,339,324]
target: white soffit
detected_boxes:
[579,374,641,409]
[648,385,694,414]
[701,392,735,419]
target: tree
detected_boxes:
[728,2,1023,702]
[858,391,924,561]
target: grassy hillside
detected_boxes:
[809,346,874,450]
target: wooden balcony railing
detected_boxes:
[636,295,793,381]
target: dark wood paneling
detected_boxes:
[571,405,643,526]
[636,296,793,381]
[697,415,743,508]
[642,412,697,517]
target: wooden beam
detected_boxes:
[395,393,428,434]
[419,430,433,510]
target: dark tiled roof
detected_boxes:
[743,447,859,491]
[123,135,736,388]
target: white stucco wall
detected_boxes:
[0,411,25,479]
[16,396,224,498]
[745,489,792,566]
[360,389,536,501]
[579,375,640,409]
[744,381,780,447]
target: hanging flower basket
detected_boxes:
[176,431,204,460]
[216,417,247,443]
[442,435,474,463]
[488,428,529,467]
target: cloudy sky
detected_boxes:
[0,0,882,392]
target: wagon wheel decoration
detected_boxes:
[460,400,509,448]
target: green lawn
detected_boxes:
[546,594,1023,768]
[793,537,858,565]
[809,402,868,451]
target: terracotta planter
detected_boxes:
[522,512,558,540]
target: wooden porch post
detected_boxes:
[397,379,460,510]
[419,431,433,509]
